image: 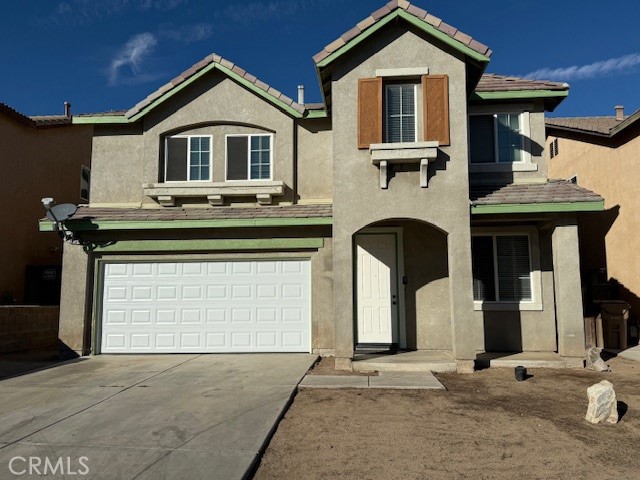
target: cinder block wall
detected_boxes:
[0,306,59,353]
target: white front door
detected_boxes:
[355,233,398,344]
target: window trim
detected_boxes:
[164,134,213,183]
[384,83,418,143]
[468,105,534,169]
[471,226,542,311]
[224,133,274,182]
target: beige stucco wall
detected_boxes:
[330,24,481,365]
[0,116,92,302]
[297,118,333,202]
[548,133,640,320]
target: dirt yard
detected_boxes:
[254,357,639,480]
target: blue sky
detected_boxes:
[2,0,640,118]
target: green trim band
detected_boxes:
[472,90,569,101]
[73,115,129,124]
[39,216,333,232]
[471,201,604,215]
[316,10,490,69]
[89,238,324,252]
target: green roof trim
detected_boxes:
[72,115,129,124]
[472,90,569,101]
[316,9,490,69]
[304,109,329,119]
[88,238,324,253]
[471,201,604,215]
[38,216,333,232]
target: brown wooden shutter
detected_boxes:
[422,74,450,146]
[358,77,382,149]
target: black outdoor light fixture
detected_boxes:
[41,197,79,243]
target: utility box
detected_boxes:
[598,301,631,350]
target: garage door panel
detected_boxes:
[101,260,311,353]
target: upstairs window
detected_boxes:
[470,113,528,164]
[165,135,211,181]
[226,134,272,181]
[80,165,90,202]
[472,234,532,302]
[385,84,416,143]
[358,74,450,148]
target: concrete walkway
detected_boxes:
[299,371,445,390]
[0,354,316,479]
[619,345,640,362]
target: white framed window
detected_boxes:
[225,134,273,181]
[164,135,212,182]
[469,108,533,168]
[471,228,542,311]
[385,83,417,143]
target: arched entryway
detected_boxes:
[353,218,449,351]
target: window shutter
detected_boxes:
[469,115,496,163]
[227,136,248,180]
[422,74,450,146]
[165,137,188,181]
[358,77,382,149]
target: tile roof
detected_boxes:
[29,115,71,127]
[74,110,127,118]
[68,204,333,222]
[313,0,492,64]
[545,109,640,137]
[1,102,72,127]
[476,74,568,92]
[470,181,603,205]
[124,53,305,120]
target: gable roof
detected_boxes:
[313,0,492,67]
[74,53,309,124]
[546,108,640,138]
[313,0,492,111]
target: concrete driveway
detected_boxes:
[0,354,316,479]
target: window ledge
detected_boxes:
[469,163,538,173]
[474,300,543,312]
[369,142,439,189]
[143,181,285,206]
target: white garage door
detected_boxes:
[100,260,311,353]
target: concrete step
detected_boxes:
[352,351,457,373]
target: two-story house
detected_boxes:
[45,1,604,371]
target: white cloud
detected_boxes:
[159,23,214,44]
[526,53,640,81]
[108,33,158,86]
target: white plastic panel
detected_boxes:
[100,260,311,353]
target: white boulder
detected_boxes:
[585,380,618,424]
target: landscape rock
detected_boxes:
[585,347,609,372]
[585,380,618,424]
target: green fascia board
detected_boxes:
[471,201,604,215]
[316,10,490,69]
[91,238,324,252]
[39,216,332,232]
[472,90,569,101]
[72,115,130,124]
[304,109,329,119]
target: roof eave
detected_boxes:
[471,200,604,215]
[472,89,569,111]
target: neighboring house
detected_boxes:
[46,1,604,371]
[0,102,92,305]
[546,106,640,346]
